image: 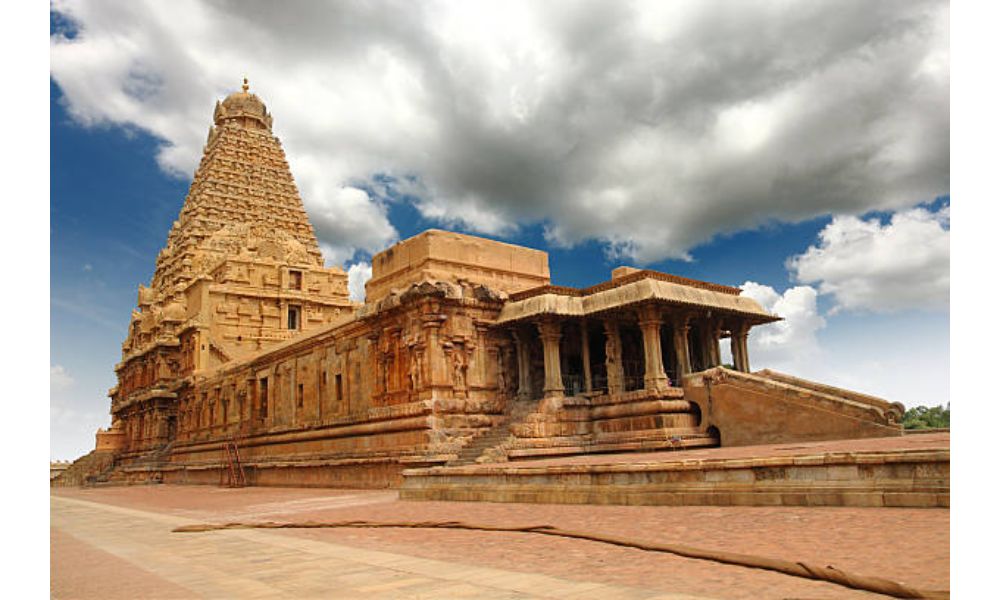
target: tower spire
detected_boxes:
[150,85,321,292]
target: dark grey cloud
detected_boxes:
[51,0,949,263]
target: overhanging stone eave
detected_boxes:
[494,278,778,326]
[494,293,585,325]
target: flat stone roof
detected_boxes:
[496,269,780,325]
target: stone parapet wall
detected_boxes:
[505,387,714,460]
[401,444,949,507]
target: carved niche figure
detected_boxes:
[605,332,622,389]
[409,349,422,391]
[452,344,468,390]
[496,353,507,396]
[605,334,618,367]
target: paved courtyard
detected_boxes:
[52,486,948,599]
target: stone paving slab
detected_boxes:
[52,486,948,599]
[52,494,708,599]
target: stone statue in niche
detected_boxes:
[409,350,422,391]
[605,331,622,390]
[605,334,618,368]
[496,353,507,396]
[452,344,468,390]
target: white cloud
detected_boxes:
[733,283,948,408]
[347,262,373,302]
[50,0,949,263]
[788,204,950,313]
[737,282,826,371]
[307,186,396,266]
[50,365,75,391]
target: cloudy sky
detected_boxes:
[49,0,949,460]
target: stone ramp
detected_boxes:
[400,433,949,507]
[684,367,904,447]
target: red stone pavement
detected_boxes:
[53,483,949,599]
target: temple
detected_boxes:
[56,81,907,489]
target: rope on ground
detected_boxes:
[173,519,948,600]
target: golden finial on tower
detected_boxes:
[242,77,249,93]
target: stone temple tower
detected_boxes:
[107,80,354,453]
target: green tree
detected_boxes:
[902,403,950,430]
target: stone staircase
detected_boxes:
[446,387,723,467]
[448,401,537,466]
[51,450,116,487]
[98,441,175,485]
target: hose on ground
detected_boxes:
[173,519,948,599]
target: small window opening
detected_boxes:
[335,374,343,403]
[287,305,300,330]
[289,270,303,290]
[297,383,304,408]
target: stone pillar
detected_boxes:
[512,330,531,400]
[580,320,592,393]
[637,305,670,392]
[342,347,354,411]
[369,331,384,402]
[497,340,514,397]
[471,322,490,389]
[537,319,564,398]
[155,404,169,445]
[421,312,449,389]
[731,323,751,372]
[707,318,722,368]
[603,319,625,395]
[672,315,692,380]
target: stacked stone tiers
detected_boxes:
[400,433,950,507]
[503,388,717,461]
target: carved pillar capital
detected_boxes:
[536,318,562,342]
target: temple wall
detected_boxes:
[154,278,510,486]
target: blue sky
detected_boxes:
[49,1,950,460]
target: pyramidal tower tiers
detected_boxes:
[113,81,353,426]
[152,78,323,291]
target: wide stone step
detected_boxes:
[402,436,951,507]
